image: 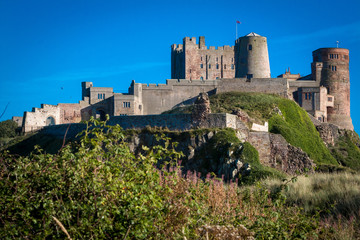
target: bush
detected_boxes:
[0,119,18,138]
[0,118,181,239]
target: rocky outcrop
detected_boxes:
[248,132,315,175]
[192,93,211,127]
[270,134,315,174]
[232,109,251,124]
[315,123,341,147]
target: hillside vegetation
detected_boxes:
[211,92,337,166]
[2,119,359,239]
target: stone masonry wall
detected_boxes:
[217,78,288,97]
[107,113,238,131]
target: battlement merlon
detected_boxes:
[171,44,183,52]
[178,36,234,51]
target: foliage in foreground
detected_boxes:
[0,118,358,239]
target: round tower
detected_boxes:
[312,48,353,130]
[235,32,270,78]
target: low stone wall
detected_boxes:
[107,113,238,131]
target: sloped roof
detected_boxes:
[245,32,261,37]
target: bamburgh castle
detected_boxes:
[16,32,353,132]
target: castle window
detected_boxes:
[201,57,203,61]
[328,97,333,102]
[200,64,203,68]
[224,64,226,69]
[232,58,233,62]
[200,76,203,80]
[216,57,218,62]
[331,65,337,71]
[231,64,234,70]
[248,44,252,51]
[123,102,131,108]
[216,77,219,79]
[216,64,219,69]
[97,93,105,99]
[209,64,211,69]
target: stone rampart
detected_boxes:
[217,78,288,97]
[107,113,238,131]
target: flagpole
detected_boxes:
[236,21,238,40]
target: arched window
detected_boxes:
[248,44,252,51]
[46,116,55,126]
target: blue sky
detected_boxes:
[1,0,360,131]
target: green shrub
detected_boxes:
[0,119,18,138]
[0,118,181,239]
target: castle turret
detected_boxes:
[235,32,271,78]
[312,48,353,130]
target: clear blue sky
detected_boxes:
[1,0,360,131]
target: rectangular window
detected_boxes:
[328,97,333,102]
[231,64,234,69]
[216,64,219,69]
[200,64,203,68]
[201,57,203,61]
[98,93,105,99]
[209,64,211,69]
[224,64,226,69]
[123,102,131,108]
[216,57,218,62]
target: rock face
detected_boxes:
[270,134,315,174]
[127,130,251,181]
[248,132,315,175]
[232,109,251,124]
[315,123,340,146]
[192,93,211,127]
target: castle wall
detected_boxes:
[12,116,23,127]
[89,87,114,104]
[22,104,61,132]
[140,79,218,115]
[107,113,238,131]
[216,78,288,97]
[58,103,82,124]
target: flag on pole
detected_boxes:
[236,20,241,24]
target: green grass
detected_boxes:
[210,92,338,166]
[210,92,279,123]
[330,131,360,170]
[265,172,360,218]
[269,99,337,165]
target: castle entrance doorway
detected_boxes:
[96,109,106,121]
[46,116,55,126]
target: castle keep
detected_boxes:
[19,33,353,132]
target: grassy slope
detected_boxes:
[330,131,360,171]
[211,92,338,166]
